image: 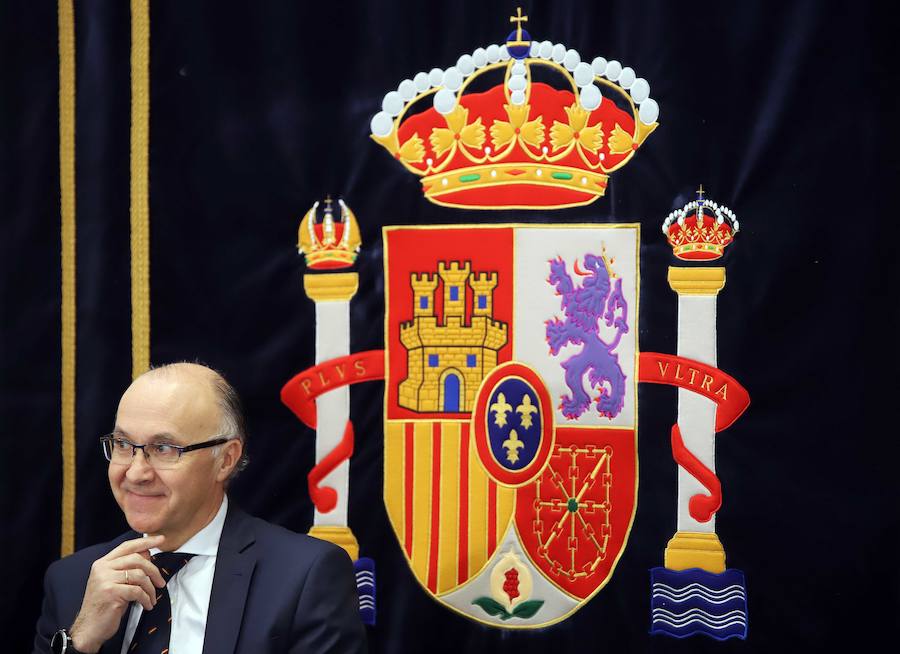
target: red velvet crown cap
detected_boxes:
[393,84,638,208]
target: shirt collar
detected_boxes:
[148,495,228,557]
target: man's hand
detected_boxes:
[69,535,167,653]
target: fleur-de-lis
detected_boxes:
[549,103,603,153]
[489,104,545,151]
[429,105,485,157]
[516,394,538,429]
[606,123,634,155]
[502,429,525,464]
[371,130,425,165]
[491,392,512,427]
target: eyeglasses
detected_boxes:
[100,434,232,469]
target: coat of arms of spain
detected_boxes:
[280,9,752,640]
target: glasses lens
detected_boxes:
[108,437,135,464]
[148,443,180,468]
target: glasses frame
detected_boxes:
[100,434,233,467]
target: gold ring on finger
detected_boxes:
[124,569,130,584]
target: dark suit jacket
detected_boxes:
[33,503,367,653]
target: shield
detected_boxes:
[383,224,639,627]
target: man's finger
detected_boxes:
[123,584,155,612]
[124,569,158,608]
[110,553,166,588]
[104,535,166,559]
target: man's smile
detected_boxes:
[123,490,166,507]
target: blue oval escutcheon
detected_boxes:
[472,361,555,487]
[486,378,542,471]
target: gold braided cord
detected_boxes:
[131,0,151,379]
[58,0,76,557]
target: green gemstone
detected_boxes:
[551,172,573,180]
[459,174,481,182]
[567,498,578,513]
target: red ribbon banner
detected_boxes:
[638,352,750,431]
[280,350,385,513]
[638,352,750,523]
[280,350,385,430]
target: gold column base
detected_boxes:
[309,525,359,561]
[664,531,725,573]
[304,272,359,302]
[667,267,726,296]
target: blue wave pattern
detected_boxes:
[355,557,376,626]
[649,567,748,640]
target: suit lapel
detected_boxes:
[202,503,257,654]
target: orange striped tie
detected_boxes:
[127,552,195,654]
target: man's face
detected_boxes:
[109,370,238,547]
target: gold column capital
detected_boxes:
[664,531,726,573]
[303,272,359,302]
[309,525,359,561]
[667,266,726,296]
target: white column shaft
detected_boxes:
[676,294,718,533]
[313,299,350,526]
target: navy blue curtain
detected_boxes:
[3,0,898,651]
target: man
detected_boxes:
[34,363,366,654]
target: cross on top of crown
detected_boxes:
[695,184,706,203]
[510,7,528,41]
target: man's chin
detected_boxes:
[125,516,162,535]
[122,494,167,533]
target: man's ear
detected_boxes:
[215,439,243,482]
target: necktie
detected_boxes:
[127,552,196,654]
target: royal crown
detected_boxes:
[297,197,362,269]
[370,8,659,210]
[662,186,740,261]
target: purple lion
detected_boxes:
[545,252,629,420]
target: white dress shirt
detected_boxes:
[121,495,228,654]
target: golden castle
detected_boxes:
[399,261,508,412]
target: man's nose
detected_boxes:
[124,448,156,480]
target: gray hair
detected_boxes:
[143,361,249,480]
[210,370,250,479]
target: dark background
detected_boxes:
[2,0,899,651]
